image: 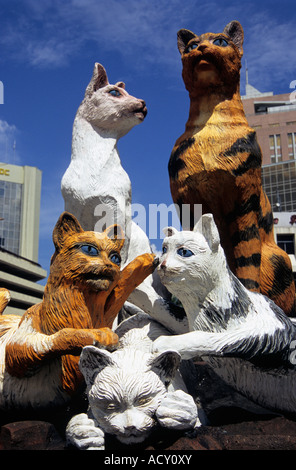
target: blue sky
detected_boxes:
[0,0,295,279]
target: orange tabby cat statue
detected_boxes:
[0,212,157,411]
[169,20,295,316]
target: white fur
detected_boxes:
[66,313,203,450]
[0,316,70,410]
[61,63,188,334]
[153,214,296,414]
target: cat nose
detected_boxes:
[160,260,167,270]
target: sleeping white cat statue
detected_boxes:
[66,312,204,450]
[153,213,296,415]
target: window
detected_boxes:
[288,132,296,159]
[269,134,282,163]
[277,234,295,255]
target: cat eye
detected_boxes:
[162,246,168,254]
[136,396,151,406]
[186,43,198,53]
[110,252,121,266]
[213,38,228,47]
[109,89,121,97]
[177,247,194,258]
[79,244,99,256]
[106,402,118,410]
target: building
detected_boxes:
[242,79,296,274]
[0,163,46,315]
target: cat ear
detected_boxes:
[163,227,178,237]
[79,346,116,386]
[52,212,83,251]
[177,29,197,54]
[149,351,181,386]
[85,63,109,97]
[105,224,125,251]
[223,21,244,55]
[194,213,220,252]
[115,81,125,89]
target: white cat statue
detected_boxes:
[61,62,188,334]
[153,213,296,415]
[66,312,204,450]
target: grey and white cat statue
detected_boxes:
[153,213,296,415]
[66,312,204,450]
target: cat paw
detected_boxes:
[92,328,119,348]
[66,413,105,450]
[156,390,199,430]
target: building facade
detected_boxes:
[242,83,296,274]
[0,163,46,314]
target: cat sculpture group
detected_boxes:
[0,19,295,449]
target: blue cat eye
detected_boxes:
[80,244,99,256]
[213,38,228,47]
[110,252,121,266]
[177,247,194,258]
[186,43,198,52]
[162,246,167,254]
[109,89,121,97]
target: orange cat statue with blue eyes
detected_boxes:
[0,212,157,411]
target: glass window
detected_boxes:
[288,132,296,159]
[0,181,22,255]
[269,134,282,163]
[277,234,295,255]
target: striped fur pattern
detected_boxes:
[153,214,296,414]
[0,212,157,411]
[169,20,295,316]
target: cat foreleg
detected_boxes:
[5,314,118,377]
[152,329,255,360]
[104,253,158,320]
[66,413,105,450]
[156,389,201,430]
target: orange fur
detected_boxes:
[170,21,295,316]
[1,212,157,400]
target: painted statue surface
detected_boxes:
[0,212,156,411]
[153,213,296,414]
[66,313,203,450]
[169,20,295,316]
[61,62,189,335]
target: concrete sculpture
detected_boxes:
[61,62,189,334]
[0,212,156,411]
[169,20,295,316]
[153,213,296,414]
[66,313,203,450]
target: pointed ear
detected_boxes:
[177,29,197,54]
[194,213,220,252]
[223,21,244,55]
[149,350,181,386]
[163,227,178,238]
[79,346,115,386]
[85,63,109,97]
[52,212,83,251]
[115,81,125,89]
[105,224,125,251]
